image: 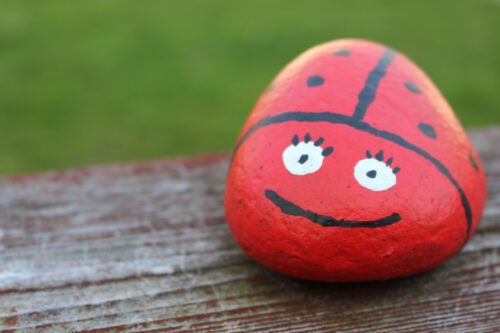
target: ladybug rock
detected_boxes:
[225,39,487,281]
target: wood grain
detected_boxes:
[1,127,500,332]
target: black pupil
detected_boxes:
[366,170,377,178]
[298,154,309,164]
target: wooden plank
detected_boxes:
[0,127,500,332]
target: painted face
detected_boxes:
[225,40,487,282]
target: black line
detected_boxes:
[469,154,479,171]
[231,111,472,244]
[352,48,396,121]
[265,189,401,228]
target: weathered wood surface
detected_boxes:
[0,127,499,333]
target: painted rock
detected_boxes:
[225,39,487,282]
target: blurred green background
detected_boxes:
[0,0,499,175]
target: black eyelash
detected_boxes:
[322,146,334,156]
[290,134,333,157]
[314,137,324,146]
[367,149,401,173]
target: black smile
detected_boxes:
[265,189,402,228]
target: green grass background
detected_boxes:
[0,0,498,175]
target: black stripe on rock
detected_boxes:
[352,48,396,121]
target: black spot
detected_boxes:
[469,154,479,171]
[418,123,437,139]
[334,49,351,56]
[305,133,311,143]
[393,167,401,174]
[298,154,309,164]
[367,170,377,178]
[404,81,421,94]
[307,75,324,87]
[375,150,384,161]
[292,134,299,146]
[386,157,393,166]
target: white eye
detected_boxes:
[354,150,400,191]
[283,134,333,176]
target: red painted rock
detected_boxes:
[225,39,487,282]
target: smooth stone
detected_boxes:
[225,39,487,282]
